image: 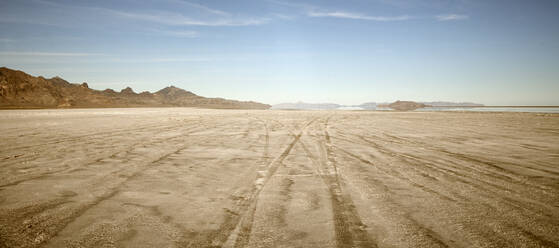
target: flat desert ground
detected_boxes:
[1,108,558,248]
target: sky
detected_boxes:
[1,0,558,106]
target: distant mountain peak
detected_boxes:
[156,86,196,101]
[120,87,135,94]
[157,85,194,94]
[103,88,116,94]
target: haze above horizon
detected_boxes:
[1,0,558,106]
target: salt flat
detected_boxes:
[1,108,558,248]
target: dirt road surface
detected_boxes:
[1,108,558,248]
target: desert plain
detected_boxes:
[0,108,558,248]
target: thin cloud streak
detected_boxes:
[169,0,231,16]
[31,0,268,27]
[436,14,469,21]
[149,29,199,38]
[0,54,224,64]
[36,0,229,17]
[266,0,317,11]
[308,11,412,21]
[269,1,467,23]
[111,10,270,26]
[0,52,104,57]
[107,57,217,63]
[271,13,296,20]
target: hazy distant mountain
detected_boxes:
[271,102,342,110]
[0,67,270,109]
[388,101,428,111]
[272,101,377,110]
[421,101,484,107]
[377,101,484,110]
[271,100,485,111]
[355,102,377,110]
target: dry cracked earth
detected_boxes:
[0,108,558,248]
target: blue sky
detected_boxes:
[1,0,558,105]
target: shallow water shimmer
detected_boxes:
[417,106,559,113]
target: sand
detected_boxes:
[1,108,558,248]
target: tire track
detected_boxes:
[339,132,557,219]
[42,141,198,247]
[323,119,458,247]
[334,130,557,207]
[317,141,465,247]
[348,124,557,190]
[0,122,203,188]
[180,119,271,248]
[327,122,558,247]
[0,120,199,173]
[301,116,378,248]
[2,122,180,153]
[208,117,317,248]
[0,124,212,248]
[225,118,271,248]
[379,129,559,178]
[350,133,559,218]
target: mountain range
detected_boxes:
[1,67,486,111]
[0,67,270,109]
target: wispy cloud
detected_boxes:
[266,0,317,11]
[170,0,230,16]
[271,13,295,20]
[36,0,230,17]
[308,11,412,21]
[0,16,68,27]
[31,0,267,27]
[0,52,221,64]
[436,14,469,21]
[111,10,269,26]
[149,29,199,38]
[0,52,104,57]
[268,1,413,22]
[107,57,217,63]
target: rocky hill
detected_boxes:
[387,101,428,111]
[0,67,270,109]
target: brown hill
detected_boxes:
[387,100,428,111]
[0,67,270,109]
